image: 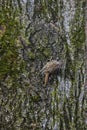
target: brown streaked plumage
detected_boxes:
[41,60,62,86]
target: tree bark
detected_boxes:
[85,0,87,125]
[85,1,87,98]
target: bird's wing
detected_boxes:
[40,60,62,74]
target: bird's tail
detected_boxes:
[44,72,49,86]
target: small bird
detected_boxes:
[41,60,63,86]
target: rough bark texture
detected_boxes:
[85,0,87,97]
[85,0,87,124]
[0,0,86,129]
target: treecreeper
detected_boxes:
[40,60,63,86]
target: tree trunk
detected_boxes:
[85,0,87,124]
